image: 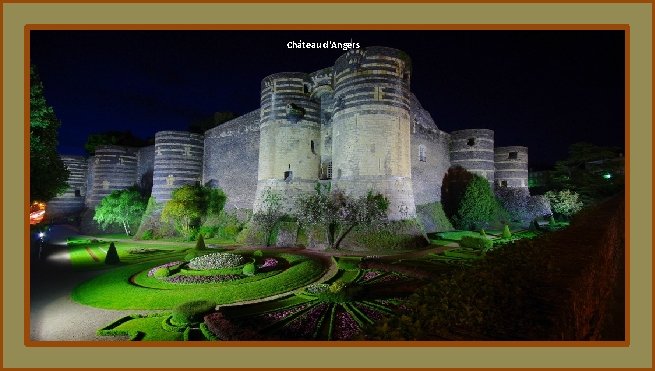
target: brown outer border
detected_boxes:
[20,22,632,350]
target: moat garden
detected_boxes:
[29,194,625,342]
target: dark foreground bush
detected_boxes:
[204,312,263,340]
[171,300,216,326]
[362,194,625,341]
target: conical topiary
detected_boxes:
[502,224,512,239]
[105,242,120,265]
[195,233,206,250]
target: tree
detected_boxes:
[161,184,226,238]
[84,131,150,156]
[545,190,583,219]
[93,187,148,235]
[104,242,121,265]
[30,65,69,202]
[453,175,500,230]
[549,142,624,204]
[441,166,476,220]
[295,183,390,250]
[252,188,284,247]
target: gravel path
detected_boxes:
[29,226,158,341]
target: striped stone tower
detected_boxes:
[494,146,529,189]
[86,145,138,207]
[254,72,321,213]
[449,129,495,184]
[151,131,204,203]
[46,155,87,218]
[331,46,416,220]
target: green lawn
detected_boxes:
[71,253,329,310]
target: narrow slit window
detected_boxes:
[419,145,427,162]
[467,138,475,146]
[311,140,316,154]
[500,180,508,187]
[74,189,81,197]
[284,171,293,181]
[327,162,333,179]
[508,152,518,160]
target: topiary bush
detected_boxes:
[453,175,502,230]
[195,234,206,250]
[242,262,256,276]
[253,250,264,258]
[459,235,493,251]
[153,267,170,278]
[502,224,512,239]
[184,251,199,261]
[104,242,120,265]
[171,300,217,326]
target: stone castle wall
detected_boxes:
[203,109,260,210]
[63,46,531,235]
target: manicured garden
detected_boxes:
[94,256,433,341]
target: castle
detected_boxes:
[46,46,529,234]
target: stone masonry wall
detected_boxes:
[203,109,260,210]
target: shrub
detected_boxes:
[480,229,487,237]
[545,189,583,218]
[459,236,493,251]
[454,175,500,230]
[253,250,264,258]
[195,234,207,250]
[188,252,247,270]
[185,251,199,261]
[141,230,154,240]
[204,312,262,340]
[502,224,512,239]
[171,300,217,326]
[153,267,170,278]
[104,242,120,265]
[242,262,256,276]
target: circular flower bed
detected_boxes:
[188,252,247,270]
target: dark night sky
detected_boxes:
[30,30,625,168]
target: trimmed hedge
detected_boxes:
[171,300,217,326]
[459,236,493,251]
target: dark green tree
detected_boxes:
[453,175,500,230]
[84,131,150,156]
[104,242,121,265]
[549,142,623,204]
[30,65,69,202]
[93,187,148,235]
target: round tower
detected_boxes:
[151,131,204,203]
[449,129,495,184]
[86,145,138,207]
[494,146,529,189]
[46,155,87,218]
[254,72,321,213]
[331,46,415,220]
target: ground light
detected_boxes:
[603,173,612,179]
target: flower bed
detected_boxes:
[147,261,184,277]
[165,274,242,285]
[278,302,330,339]
[331,306,361,340]
[188,253,247,270]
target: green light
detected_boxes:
[603,173,612,179]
